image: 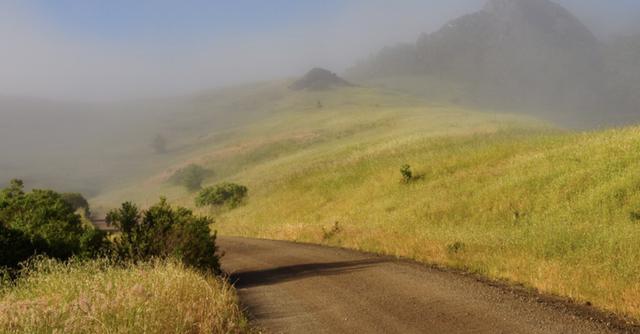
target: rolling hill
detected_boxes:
[4,0,640,323]
[89,72,640,320]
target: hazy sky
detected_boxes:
[1,0,639,101]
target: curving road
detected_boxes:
[219,237,635,334]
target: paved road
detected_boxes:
[219,237,634,334]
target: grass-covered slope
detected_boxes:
[219,123,640,316]
[94,84,640,319]
[92,85,538,208]
[0,259,249,334]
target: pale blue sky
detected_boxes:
[1,0,639,100]
[29,0,640,42]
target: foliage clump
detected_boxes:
[61,192,91,217]
[0,179,109,270]
[106,198,220,273]
[169,164,212,192]
[151,134,168,154]
[1,180,221,275]
[400,164,413,183]
[195,183,248,209]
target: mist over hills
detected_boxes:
[347,0,638,126]
[2,0,640,194]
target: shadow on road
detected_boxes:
[229,258,387,288]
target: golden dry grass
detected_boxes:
[0,258,250,334]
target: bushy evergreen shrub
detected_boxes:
[107,198,220,273]
[195,183,248,208]
[169,164,212,192]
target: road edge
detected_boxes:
[219,235,640,334]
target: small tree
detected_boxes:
[168,164,212,192]
[400,164,413,183]
[152,134,168,154]
[195,183,248,208]
[0,179,109,268]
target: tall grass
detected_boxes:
[0,258,249,334]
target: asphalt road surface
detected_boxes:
[219,237,635,334]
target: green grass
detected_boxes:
[93,84,640,320]
[0,258,249,334]
[92,86,536,209]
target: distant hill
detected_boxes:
[347,0,632,125]
[290,68,352,91]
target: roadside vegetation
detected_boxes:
[0,180,245,333]
[0,259,249,334]
[107,198,220,272]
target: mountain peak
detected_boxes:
[290,68,352,91]
[481,0,597,49]
[347,0,604,114]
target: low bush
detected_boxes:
[195,183,248,208]
[400,164,413,183]
[106,198,220,273]
[169,164,213,192]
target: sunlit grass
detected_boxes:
[93,86,640,319]
[212,124,640,319]
[0,258,250,334]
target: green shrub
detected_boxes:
[195,183,248,208]
[400,164,413,183]
[169,164,212,192]
[106,198,220,273]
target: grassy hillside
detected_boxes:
[91,85,538,209]
[93,84,640,320]
[0,259,249,333]
[216,123,640,317]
